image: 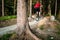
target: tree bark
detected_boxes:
[14,0,16,15]
[48,0,51,16]
[55,0,57,17]
[2,0,4,16]
[29,0,32,18]
[17,0,42,40]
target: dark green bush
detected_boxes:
[0,34,12,40]
[0,32,16,40]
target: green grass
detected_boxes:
[0,15,17,21]
[0,34,12,40]
[0,32,16,40]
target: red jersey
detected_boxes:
[34,3,41,8]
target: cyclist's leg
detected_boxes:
[37,8,40,20]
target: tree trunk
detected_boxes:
[29,0,32,18]
[17,0,42,40]
[14,0,16,15]
[2,0,4,16]
[48,0,51,16]
[55,0,57,17]
[0,0,2,16]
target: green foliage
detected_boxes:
[0,32,16,40]
[0,34,12,40]
[39,25,44,30]
[0,15,16,21]
[4,0,17,15]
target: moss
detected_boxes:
[39,25,44,30]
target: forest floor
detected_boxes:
[0,15,59,35]
[0,15,60,40]
[0,15,43,36]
